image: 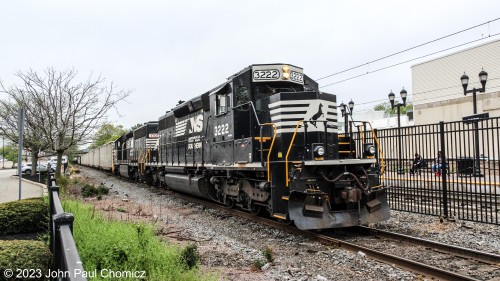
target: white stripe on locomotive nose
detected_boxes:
[276,128,337,134]
[271,111,337,121]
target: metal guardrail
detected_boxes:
[48,174,87,281]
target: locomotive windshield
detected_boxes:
[254,83,303,101]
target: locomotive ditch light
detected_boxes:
[364,143,376,157]
[312,144,325,160]
[315,146,325,156]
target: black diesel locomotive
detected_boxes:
[83,63,390,230]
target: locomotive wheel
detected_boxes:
[153,175,160,187]
[224,197,235,209]
[278,217,294,226]
[281,220,294,226]
[249,201,262,216]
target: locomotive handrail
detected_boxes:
[285,120,334,187]
[259,123,277,183]
[353,121,386,175]
[232,101,262,126]
[285,120,304,187]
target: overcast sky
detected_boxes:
[1,0,499,131]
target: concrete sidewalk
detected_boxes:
[0,169,46,203]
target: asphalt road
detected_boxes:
[0,168,45,203]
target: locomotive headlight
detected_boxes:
[282,65,290,80]
[314,146,325,157]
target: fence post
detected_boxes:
[50,185,60,255]
[439,121,449,218]
[53,212,75,273]
[374,128,379,166]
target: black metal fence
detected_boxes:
[353,117,500,224]
[48,174,87,281]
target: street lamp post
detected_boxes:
[388,88,407,174]
[461,69,488,177]
[339,100,354,136]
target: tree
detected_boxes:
[129,123,143,131]
[0,100,49,175]
[0,68,130,178]
[1,145,20,168]
[90,123,126,149]
[374,102,413,115]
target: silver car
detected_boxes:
[21,163,54,174]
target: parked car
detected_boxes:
[21,163,54,174]
[48,156,68,168]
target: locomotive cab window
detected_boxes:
[216,94,229,115]
[235,85,249,107]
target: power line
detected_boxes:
[316,18,500,81]
[319,33,500,89]
[353,77,500,112]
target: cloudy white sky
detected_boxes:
[1,0,499,130]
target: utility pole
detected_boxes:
[17,108,25,200]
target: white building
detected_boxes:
[411,39,500,124]
[337,110,414,133]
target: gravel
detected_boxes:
[72,166,500,280]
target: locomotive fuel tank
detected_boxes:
[164,173,214,199]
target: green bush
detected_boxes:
[62,199,215,280]
[0,198,49,235]
[57,176,69,190]
[180,244,200,270]
[0,240,51,279]
[81,184,109,198]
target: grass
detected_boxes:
[62,199,215,281]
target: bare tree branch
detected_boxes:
[0,67,131,177]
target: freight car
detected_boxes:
[82,63,390,230]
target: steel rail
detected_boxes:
[356,226,500,265]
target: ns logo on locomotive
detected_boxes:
[81,64,390,230]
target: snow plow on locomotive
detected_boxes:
[81,63,390,230]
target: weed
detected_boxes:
[69,166,80,175]
[251,259,265,271]
[180,244,200,270]
[262,246,274,263]
[57,176,69,190]
[81,184,109,198]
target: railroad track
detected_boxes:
[159,187,500,281]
